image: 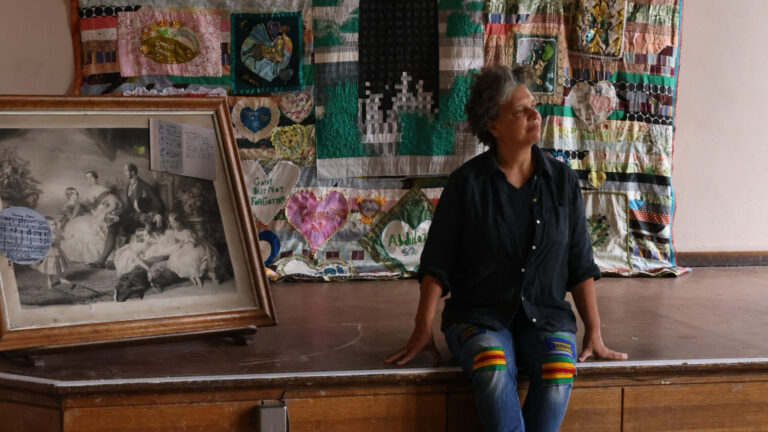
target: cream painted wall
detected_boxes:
[0,0,766,251]
[0,0,73,94]
[672,1,768,251]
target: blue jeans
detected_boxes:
[445,322,577,432]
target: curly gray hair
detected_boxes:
[465,64,535,151]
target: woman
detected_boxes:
[165,212,219,287]
[145,212,219,287]
[57,187,86,229]
[386,65,627,432]
[60,187,105,263]
[84,170,110,209]
[61,171,123,264]
[84,170,123,229]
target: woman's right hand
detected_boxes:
[385,274,444,366]
[385,324,441,366]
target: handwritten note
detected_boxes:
[241,160,300,224]
[0,207,52,265]
[150,119,217,180]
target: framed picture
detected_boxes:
[0,96,275,351]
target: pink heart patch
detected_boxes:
[589,93,614,117]
[285,190,349,252]
[279,91,314,123]
[567,81,617,126]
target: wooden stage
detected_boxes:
[1,266,767,431]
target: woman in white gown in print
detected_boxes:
[60,171,123,264]
[145,212,219,286]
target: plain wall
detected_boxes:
[0,0,73,95]
[0,0,765,252]
[671,1,768,251]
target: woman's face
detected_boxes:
[488,85,541,150]
[67,191,79,203]
[85,172,96,185]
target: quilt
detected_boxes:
[70,0,686,279]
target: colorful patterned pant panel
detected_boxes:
[540,332,577,386]
[472,346,507,373]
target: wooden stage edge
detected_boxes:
[2,357,768,391]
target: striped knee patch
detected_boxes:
[472,346,507,373]
[457,325,487,347]
[541,333,577,385]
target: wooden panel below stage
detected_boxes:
[63,402,257,432]
[5,385,625,432]
[0,400,60,432]
[447,386,622,432]
[624,381,768,432]
[288,393,447,432]
[8,376,768,431]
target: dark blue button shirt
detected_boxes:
[418,145,600,333]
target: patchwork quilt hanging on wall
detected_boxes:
[70,0,471,280]
[69,0,685,280]
[312,0,486,178]
[485,0,686,276]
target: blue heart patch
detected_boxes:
[240,106,272,133]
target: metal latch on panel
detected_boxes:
[257,399,288,432]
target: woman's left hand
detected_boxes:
[578,332,628,362]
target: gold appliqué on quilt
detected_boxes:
[139,19,200,64]
[571,0,627,57]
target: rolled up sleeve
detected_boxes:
[418,177,461,297]
[566,170,601,289]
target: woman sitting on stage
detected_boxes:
[386,64,627,432]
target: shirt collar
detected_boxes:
[479,144,554,179]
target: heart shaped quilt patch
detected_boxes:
[285,190,349,253]
[381,220,431,271]
[279,91,314,123]
[232,98,280,142]
[567,81,617,126]
[271,124,309,160]
[356,196,384,225]
[241,159,300,224]
[588,170,607,189]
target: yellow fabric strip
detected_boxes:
[473,359,506,370]
[542,362,576,370]
[542,372,575,379]
[473,350,504,362]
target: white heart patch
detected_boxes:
[381,220,431,271]
[241,159,300,224]
[567,81,617,126]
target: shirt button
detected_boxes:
[521,268,526,273]
[532,197,538,203]
[536,219,541,224]
[531,245,536,250]
[532,318,537,323]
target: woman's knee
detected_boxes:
[471,350,518,398]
